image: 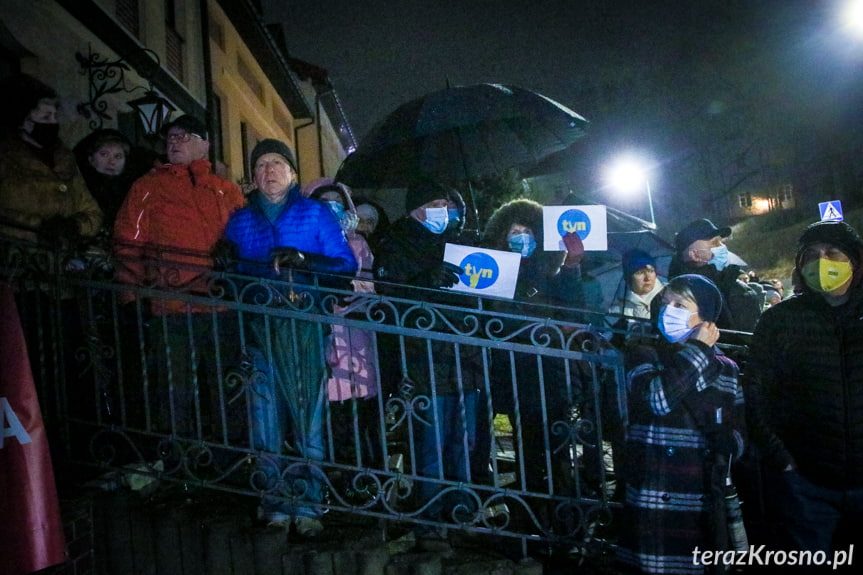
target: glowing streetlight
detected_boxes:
[606,156,656,229]
[840,0,863,36]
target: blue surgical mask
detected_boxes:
[325,200,359,232]
[448,208,461,225]
[508,233,537,257]
[709,245,729,271]
[325,201,345,216]
[658,305,694,343]
[422,207,449,234]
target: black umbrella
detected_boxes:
[336,83,588,236]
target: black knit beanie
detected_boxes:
[405,180,451,211]
[250,138,297,172]
[796,220,863,268]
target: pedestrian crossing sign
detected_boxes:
[819,201,843,222]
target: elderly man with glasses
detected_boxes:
[113,115,245,439]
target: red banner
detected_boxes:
[0,283,67,574]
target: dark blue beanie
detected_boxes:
[622,249,656,278]
[668,274,723,323]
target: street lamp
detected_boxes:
[606,156,657,229]
[76,46,174,136]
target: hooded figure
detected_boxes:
[746,219,863,556]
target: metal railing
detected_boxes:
[1,234,629,558]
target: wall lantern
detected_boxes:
[76,46,174,136]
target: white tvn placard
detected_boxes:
[542,205,608,252]
[442,243,521,299]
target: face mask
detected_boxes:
[802,258,853,293]
[709,245,729,271]
[324,201,359,233]
[508,233,537,257]
[27,121,60,149]
[422,207,449,235]
[658,305,694,343]
[325,201,345,216]
[339,211,359,232]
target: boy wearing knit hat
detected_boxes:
[618,273,744,574]
[746,219,863,556]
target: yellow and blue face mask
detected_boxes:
[802,258,853,293]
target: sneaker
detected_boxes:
[257,505,291,528]
[294,516,324,537]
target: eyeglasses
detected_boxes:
[165,132,203,144]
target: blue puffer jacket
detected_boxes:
[224,185,357,283]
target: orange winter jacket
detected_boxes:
[113,158,244,314]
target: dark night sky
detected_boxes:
[270,1,863,226]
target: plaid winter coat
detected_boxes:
[617,339,744,574]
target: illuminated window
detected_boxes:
[738,192,752,208]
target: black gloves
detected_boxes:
[271,247,308,273]
[211,239,238,271]
[429,262,464,289]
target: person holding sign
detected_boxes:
[373,180,480,551]
[477,199,603,524]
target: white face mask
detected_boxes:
[658,305,694,343]
[422,207,449,234]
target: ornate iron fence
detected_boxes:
[1,234,628,558]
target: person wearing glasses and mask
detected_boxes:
[113,115,244,438]
[668,218,763,332]
[746,220,863,559]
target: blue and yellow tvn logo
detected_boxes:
[557,208,591,240]
[458,252,499,289]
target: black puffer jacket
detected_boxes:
[746,287,863,489]
[373,216,482,397]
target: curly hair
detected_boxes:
[482,198,564,276]
[482,198,544,251]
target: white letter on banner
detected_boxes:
[0,397,32,448]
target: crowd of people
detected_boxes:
[3,72,863,571]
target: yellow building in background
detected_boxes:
[0,0,354,188]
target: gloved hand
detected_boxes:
[562,232,585,267]
[271,246,308,275]
[704,423,740,457]
[40,215,80,246]
[433,262,464,289]
[211,239,238,271]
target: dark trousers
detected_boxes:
[147,310,240,440]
